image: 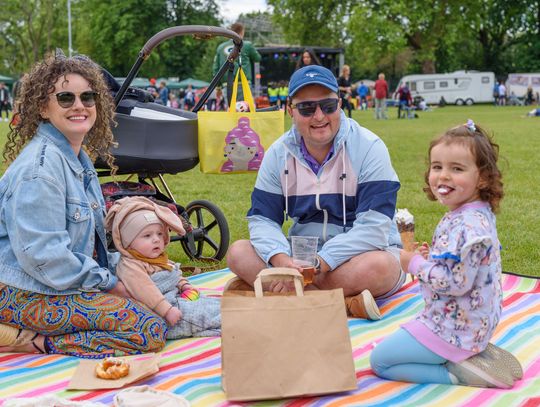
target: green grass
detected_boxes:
[1,104,539,277]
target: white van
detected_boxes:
[506,73,540,98]
[396,71,495,105]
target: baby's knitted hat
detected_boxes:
[120,209,164,247]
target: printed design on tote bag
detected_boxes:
[221,117,265,172]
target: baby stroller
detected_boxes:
[95,25,244,262]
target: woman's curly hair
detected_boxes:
[423,123,504,212]
[3,53,117,173]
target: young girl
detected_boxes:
[105,196,221,339]
[370,120,522,388]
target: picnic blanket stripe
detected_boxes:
[371,385,455,407]
[499,305,540,333]
[0,364,75,397]
[1,271,539,407]
[504,292,535,310]
[0,353,48,368]
[497,331,537,369]
[153,367,221,389]
[0,356,74,373]
[163,336,217,353]
[463,375,540,407]
[522,398,540,407]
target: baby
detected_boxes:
[105,196,221,339]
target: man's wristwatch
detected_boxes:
[314,256,322,274]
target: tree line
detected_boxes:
[1,0,538,84]
[269,0,539,80]
[0,0,223,80]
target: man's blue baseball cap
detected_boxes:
[288,65,339,97]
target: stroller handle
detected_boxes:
[142,25,242,58]
[115,25,243,107]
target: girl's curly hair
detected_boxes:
[423,123,504,212]
[3,53,117,173]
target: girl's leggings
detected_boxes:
[0,285,167,358]
[370,328,453,384]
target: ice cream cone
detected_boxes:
[396,208,415,252]
[400,230,415,252]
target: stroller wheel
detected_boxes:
[180,199,229,261]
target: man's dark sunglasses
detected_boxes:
[55,91,98,108]
[290,98,339,117]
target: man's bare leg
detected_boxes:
[227,242,402,300]
[226,240,298,293]
[313,250,401,297]
[226,239,267,286]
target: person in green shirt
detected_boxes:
[267,82,279,107]
[213,22,261,104]
[278,81,289,110]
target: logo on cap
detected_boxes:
[306,73,319,78]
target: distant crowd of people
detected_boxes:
[493,81,537,106]
[144,79,199,111]
[125,21,539,117]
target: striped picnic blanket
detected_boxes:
[1,270,538,406]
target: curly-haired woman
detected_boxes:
[0,53,167,358]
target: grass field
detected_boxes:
[1,104,539,277]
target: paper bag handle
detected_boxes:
[253,268,304,298]
[229,68,256,113]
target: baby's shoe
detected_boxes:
[344,290,381,320]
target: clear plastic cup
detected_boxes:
[291,236,319,285]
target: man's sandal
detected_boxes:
[0,323,19,346]
[0,324,45,353]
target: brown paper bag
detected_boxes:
[67,353,161,390]
[221,268,357,401]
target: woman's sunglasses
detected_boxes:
[290,98,339,117]
[54,91,98,108]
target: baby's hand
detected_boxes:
[179,279,200,301]
[165,306,182,326]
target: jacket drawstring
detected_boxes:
[284,152,289,221]
[340,143,347,232]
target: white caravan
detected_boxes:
[506,73,540,98]
[396,71,495,105]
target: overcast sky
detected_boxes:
[220,0,269,23]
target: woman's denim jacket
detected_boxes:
[0,123,119,295]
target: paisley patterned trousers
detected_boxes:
[0,285,167,358]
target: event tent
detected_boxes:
[0,75,14,85]
[115,77,205,90]
[177,78,210,89]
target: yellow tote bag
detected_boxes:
[198,69,284,174]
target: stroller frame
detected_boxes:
[98,25,243,262]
